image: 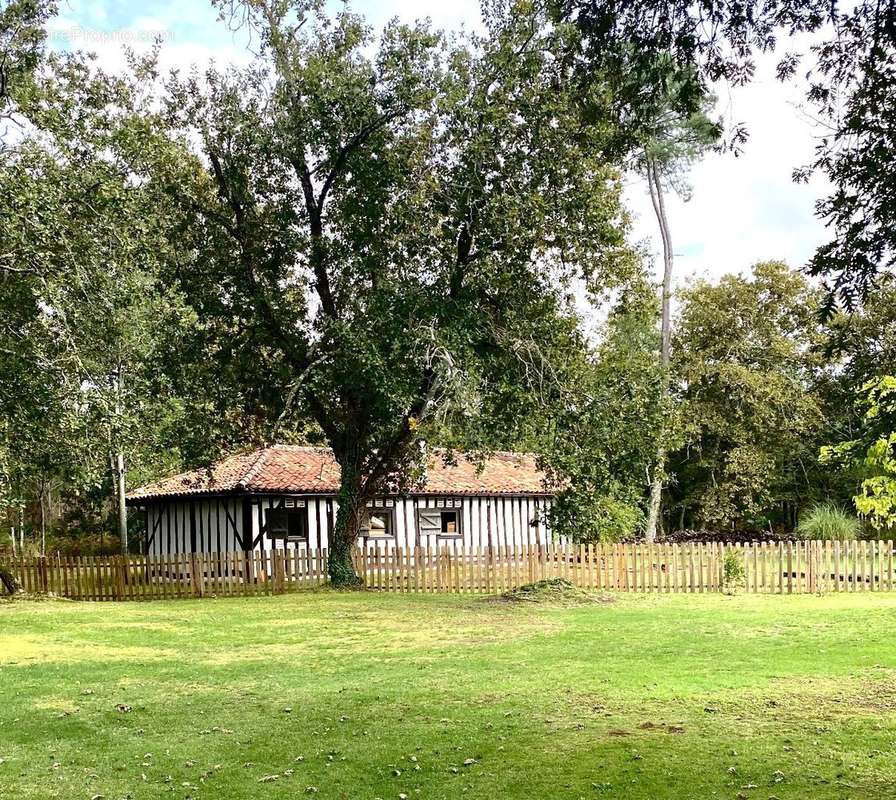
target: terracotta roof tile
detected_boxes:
[127,445,550,501]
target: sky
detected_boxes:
[47,0,832,292]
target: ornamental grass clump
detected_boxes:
[795,502,862,541]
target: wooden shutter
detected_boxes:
[416,508,441,537]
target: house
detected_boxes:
[126,445,556,555]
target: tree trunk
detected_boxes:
[39,480,47,556]
[115,451,128,554]
[328,459,366,587]
[645,157,674,543]
[113,363,129,555]
[0,565,20,594]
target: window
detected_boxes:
[440,510,459,536]
[365,509,393,539]
[266,506,308,543]
[417,500,463,539]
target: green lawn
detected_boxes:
[1,591,895,799]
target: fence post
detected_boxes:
[273,549,285,594]
[112,556,121,600]
[38,555,48,593]
[786,541,793,594]
[190,553,204,597]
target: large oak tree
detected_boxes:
[162,0,635,583]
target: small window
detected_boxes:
[367,509,393,539]
[440,510,461,537]
[266,507,309,543]
[416,502,464,539]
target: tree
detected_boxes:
[557,0,896,312]
[0,14,210,553]
[824,276,896,395]
[669,261,826,532]
[0,0,53,115]
[821,377,896,532]
[161,0,635,583]
[541,276,667,541]
[633,73,720,540]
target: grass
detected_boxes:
[1,591,895,799]
[795,501,863,541]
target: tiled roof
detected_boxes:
[127,445,551,501]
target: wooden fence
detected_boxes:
[3,540,895,601]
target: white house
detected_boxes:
[126,445,555,555]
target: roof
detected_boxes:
[126,445,551,502]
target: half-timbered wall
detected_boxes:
[146,498,244,556]
[144,494,554,555]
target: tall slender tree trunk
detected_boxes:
[39,480,47,556]
[115,451,128,555]
[112,363,128,555]
[645,157,674,542]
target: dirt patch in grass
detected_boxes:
[0,593,73,604]
[491,578,615,607]
[753,671,896,719]
[0,635,179,665]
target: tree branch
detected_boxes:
[207,149,311,373]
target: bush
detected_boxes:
[721,549,746,594]
[795,502,862,541]
[552,492,643,543]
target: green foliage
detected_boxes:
[821,377,896,532]
[854,435,896,531]
[539,277,665,542]
[633,63,721,199]
[551,491,644,544]
[560,0,896,312]
[669,261,826,532]
[721,548,746,594]
[794,502,862,542]
[0,0,53,112]
[159,0,638,575]
[0,5,250,549]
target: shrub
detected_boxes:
[795,502,862,541]
[721,549,746,594]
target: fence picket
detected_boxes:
[884,539,893,592]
